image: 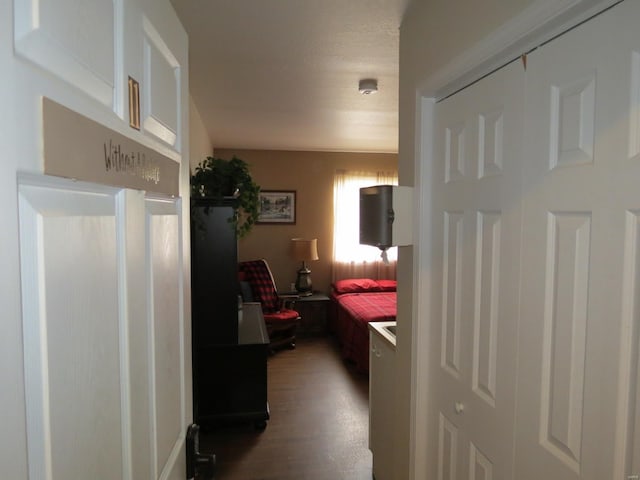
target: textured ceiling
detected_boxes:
[170,0,409,153]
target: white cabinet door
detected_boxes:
[430,59,524,480]
[515,1,640,478]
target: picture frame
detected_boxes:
[127,76,140,130]
[257,190,296,224]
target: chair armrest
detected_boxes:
[278,293,299,309]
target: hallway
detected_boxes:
[199,336,372,479]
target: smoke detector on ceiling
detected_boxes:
[358,78,378,95]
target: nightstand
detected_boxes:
[294,292,330,336]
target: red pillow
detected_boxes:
[376,279,397,292]
[333,278,382,294]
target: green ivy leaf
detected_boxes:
[190,156,261,238]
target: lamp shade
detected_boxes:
[290,238,319,261]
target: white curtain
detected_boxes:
[332,169,398,282]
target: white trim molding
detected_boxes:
[418,0,621,100]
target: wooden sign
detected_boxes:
[43,97,179,196]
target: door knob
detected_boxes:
[186,424,216,479]
[454,402,465,414]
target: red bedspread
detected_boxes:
[330,291,396,373]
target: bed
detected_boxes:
[328,278,397,373]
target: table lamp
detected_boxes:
[290,238,319,296]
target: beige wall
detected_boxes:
[213,148,397,294]
[188,95,213,172]
[400,0,534,95]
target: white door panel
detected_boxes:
[516,1,640,478]
[146,197,186,478]
[633,355,640,475]
[18,180,124,480]
[14,0,185,154]
[624,214,640,476]
[142,17,181,148]
[18,178,189,480]
[14,0,117,107]
[431,59,524,479]
[622,50,640,480]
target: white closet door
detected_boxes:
[431,59,524,480]
[515,1,640,478]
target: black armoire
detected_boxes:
[190,198,269,429]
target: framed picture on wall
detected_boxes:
[257,190,296,224]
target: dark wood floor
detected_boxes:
[199,336,372,480]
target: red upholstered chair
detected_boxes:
[239,259,300,351]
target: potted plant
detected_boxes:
[190,156,261,237]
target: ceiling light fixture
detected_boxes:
[358,78,378,95]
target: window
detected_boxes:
[332,169,398,280]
